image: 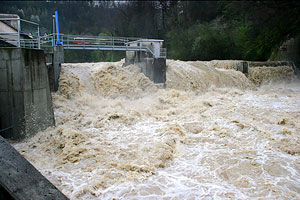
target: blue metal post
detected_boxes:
[55,11,62,46]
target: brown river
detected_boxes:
[13,59,300,199]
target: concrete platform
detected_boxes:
[0,136,69,199]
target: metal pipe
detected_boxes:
[55,11,62,45]
[17,16,20,48]
[20,18,39,26]
[52,14,55,46]
[0,13,19,18]
[37,25,40,49]
[0,18,20,21]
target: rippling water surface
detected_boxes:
[14,60,300,199]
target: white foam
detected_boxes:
[13,60,300,199]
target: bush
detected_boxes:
[192,23,232,60]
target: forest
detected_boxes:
[0,1,299,62]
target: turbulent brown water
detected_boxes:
[13,60,300,199]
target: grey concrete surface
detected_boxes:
[53,46,64,92]
[0,48,54,140]
[124,50,166,84]
[0,136,69,200]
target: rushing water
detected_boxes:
[13,60,300,199]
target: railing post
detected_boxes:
[17,17,21,47]
[37,25,40,49]
[112,37,114,50]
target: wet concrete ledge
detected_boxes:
[0,136,69,200]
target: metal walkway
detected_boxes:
[40,34,166,58]
[0,14,166,58]
[0,32,166,58]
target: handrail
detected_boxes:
[20,19,39,26]
[0,23,167,58]
[0,14,19,18]
[0,14,166,57]
[0,14,39,48]
[44,34,166,58]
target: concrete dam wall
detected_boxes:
[0,48,54,140]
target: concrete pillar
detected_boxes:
[124,50,166,84]
[0,48,55,140]
[53,46,64,91]
[125,51,135,65]
[152,58,166,83]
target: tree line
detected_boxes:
[1,1,299,62]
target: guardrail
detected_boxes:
[40,34,166,58]
[0,14,166,58]
[0,33,40,49]
[0,14,40,49]
[159,48,167,58]
[41,34,145,48]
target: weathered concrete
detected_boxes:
[53,46,64,91]
[0,48,54,140]
[221,61,298,77]
[43,46,64,92]
[125,50,135,66]
[248,61,293,67]
[0,136,69,200]
[124,51,166,84]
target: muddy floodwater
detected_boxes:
[14,60,300,199]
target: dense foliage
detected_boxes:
[1,1,299,62]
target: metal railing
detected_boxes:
[0,14,167,58]
[0,34,40,49]
[0,14,40,49]
[159,48,167,58]
[40,34,167,58]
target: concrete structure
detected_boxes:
[0,20,17,32]
[0,14,40,49]
[0,20,18,47]
[278,37,300,67]
[0,136,69,199]
[127,39,164,58]
[53,46,64,91]
[124,39,166,84]
[0,48,54,140]
[44,46,64,91]
[223,61,298,77]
